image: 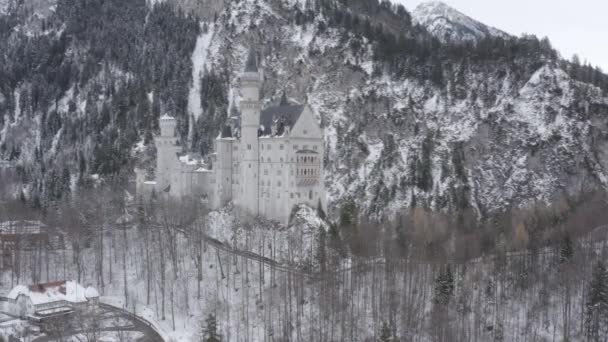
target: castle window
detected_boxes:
[313,145,318,150]
[249,164,251,168]
[278,181,282,187]
[303,130,308,135]
[280,144,284,150]
[290,193,294,199]
[267,144,271,150]
[304,145,309,149]
[309,190,313,200]
[264,170,268,176]
[247,144,252,150]
[277,170,282,176]
[280,157,283,163]
[294,145,299,150]
[267,157,271,163]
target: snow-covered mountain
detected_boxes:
[1,0,607,221]
[413,1,509,43]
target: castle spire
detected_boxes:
[245,47,258,72]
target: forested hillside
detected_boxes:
[2,0,608,340]
[0,0,199,206]
[1,0,608,221]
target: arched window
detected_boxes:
[309,190,313,200]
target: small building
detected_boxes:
[3,281,99,321]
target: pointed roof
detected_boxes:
[259,104,306,136]
[220,125,233,138]
[280,91,289,106]
[245,48,258,72]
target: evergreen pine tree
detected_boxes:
[202,314,221,342]
[380,321,392,342]
[559,234,574,264]
[317,199,326,220]
[434,265,455,305]
[585,261,608,341]
[316,226,327,273]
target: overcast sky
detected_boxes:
[394,0,608,71]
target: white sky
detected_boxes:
[394,0,608,71]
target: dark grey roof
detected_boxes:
[220,125,233,138]
[245,48,258,72]
[259,105,305,136]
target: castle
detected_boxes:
[135,50,326,224]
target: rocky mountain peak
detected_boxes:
[413,1,509,43]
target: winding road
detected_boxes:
[30,304,163,342]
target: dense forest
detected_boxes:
[0,0,200,206]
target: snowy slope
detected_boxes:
[187,22,215,141]
[197,0,608,219]
[413,1,510,43]
[1,0,608,222]
[0,0,8,14]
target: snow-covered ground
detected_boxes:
[0,203,603,341]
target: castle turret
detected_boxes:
[154,114,180,192]
[239,48,262,215]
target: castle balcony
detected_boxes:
[295,149,320,187]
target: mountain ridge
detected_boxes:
[412,1,510,43]
[0,0,607,222]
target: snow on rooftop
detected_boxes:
[6,281,94,306]
[179,154,204,166]
[85,286,99,299]
[160,114,176,121]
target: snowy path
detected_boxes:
[187,22,215,140]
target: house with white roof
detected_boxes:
[2,281,99,321]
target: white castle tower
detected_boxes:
[238,48,262,216]
[154,114,180,192]
[136,48,327,224]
